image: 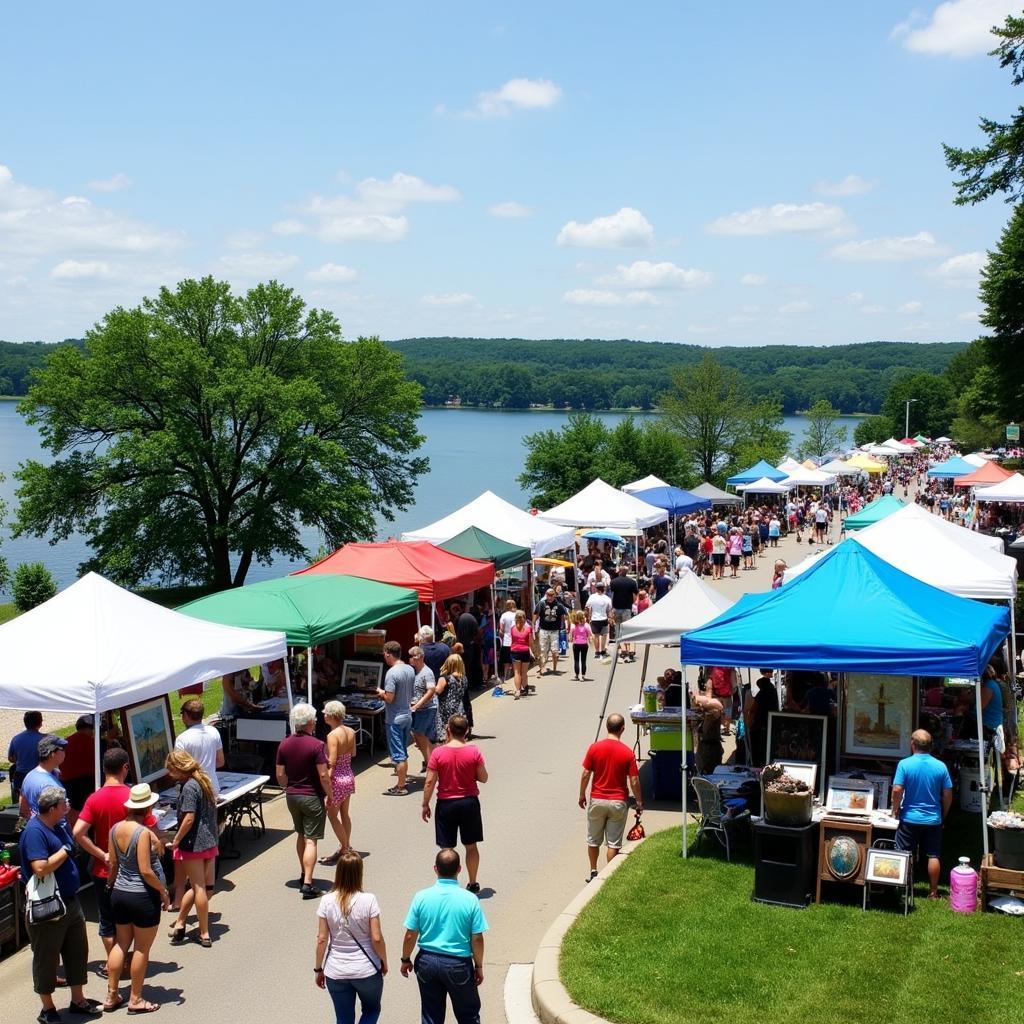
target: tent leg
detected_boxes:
[94,701,102,791]
[595,647,620,743]
[975,677,989,860]
[307,647,314,705]
[638,646,651,704]
[490,584,498,681]
[283,655,295,718]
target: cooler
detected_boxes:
[651,750,683,801]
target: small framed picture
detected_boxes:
[865,848,911,886]
[826,777,875,814]
[342,660,383,692]
[776,760,818,793]
[122,697,175,786]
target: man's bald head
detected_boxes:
[606,714,625,735]
[910,729,932,752]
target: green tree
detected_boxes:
[597,418,694,491]
[734,397,791,472]
[14,277,426,588]
[11,562,57,611]
[518,413,610,507]
[944,15,1024,205]
[853,415,893,447]
[881,372,955,439]
[798,400,848,460]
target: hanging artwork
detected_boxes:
[843,674,916,760]
[123,697,175,785]
[766,713,828,799]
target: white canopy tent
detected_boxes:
[0,573,288,785]
[735,476,791,494]
[402,489,576,557]
[975,473,1024,504]
[961,453,989,468]
[691,482,743,506]
[539,478,668,532]
[881,438,915,454]
[819,458,864,477]
[780,468,837,488]
[776,457,803,474]
[622,473,669,493]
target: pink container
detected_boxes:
[950,856,978,913]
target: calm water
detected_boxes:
[0,403,862,587]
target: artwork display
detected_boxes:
[843,674,916,760]
[342,660,383,692]
[766,713,828,799]
[776,760,818,793]
[826,835,862,879]
[123,698,174,785]
[352,630,386,655]
[826,778,875,814]
[865,849,911,886]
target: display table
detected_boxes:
[752,820,819,909]
[629,705,697,759]
[338,692,386,758]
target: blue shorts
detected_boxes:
[387,719,413,763]
[411,707,438,741]
[896,821,942,860]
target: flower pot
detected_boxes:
[991,826,1024,870]
[763,788,812,826]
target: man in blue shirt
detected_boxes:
[891,729,953,899]
[401,848,489,1024]
[20,735,68,819]
[6,710,44,802]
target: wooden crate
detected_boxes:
[979,853,1024,911]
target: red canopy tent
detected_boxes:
[953,461,1014,488]
[294,540,494,602]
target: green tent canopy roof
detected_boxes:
[843,494,906,532]
[438,526,531,571]
[178,574,419,648]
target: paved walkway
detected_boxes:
[0,527,815,1023]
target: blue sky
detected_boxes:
[0,1,1020,345]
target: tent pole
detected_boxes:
[283,654,295,715]
[975,677,989,860]
[490,583,498,682]
[638,645,650,703]
[595,645,620,743]
[682,662,688,859]
[307,647,313,705]
[93,698,102,791]
[744,668,752,764]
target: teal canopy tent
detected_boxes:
[438,526,531,571]
[843,494,906,532]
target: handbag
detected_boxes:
[26,870,67,924]
[327,904,382,975]
[626,812,645,843]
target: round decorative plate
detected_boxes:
[827,835,861,879]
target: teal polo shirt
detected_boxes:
[404,878,489,958]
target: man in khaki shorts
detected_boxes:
[578,713,642,883]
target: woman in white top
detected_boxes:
[315,850,387,1024]
[497,599,518,683]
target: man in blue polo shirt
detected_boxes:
[891,729,953,899]
[401,848,489,1024]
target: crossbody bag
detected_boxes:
[26,870,66,924]
[326,903,381,976]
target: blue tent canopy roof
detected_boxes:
[726,459,788,486]
[631,486,712,516]
[927,456,976,479]
[681,541,1008,677]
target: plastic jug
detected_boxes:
[950,856,978,913]
[643,686,659,713]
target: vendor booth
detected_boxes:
[622,474,669,493]
[438,526,532,572]
[975,472,1024,504]
[726,459,788,487]
[539,478,668,532]
[842,494,905,532]
[954,461,1014,488]
[691,482,742,506]
[927,456,977,479]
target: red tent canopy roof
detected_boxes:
[293,540,494,602]
[954,461,1015,487]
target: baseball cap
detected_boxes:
[37,734,68,758]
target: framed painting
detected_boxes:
[342,660,383,692]
[865,848,911,886]
[825,777,874,814]
[843,674,916,760]
[766,713,828,799]
[122,696,175,786]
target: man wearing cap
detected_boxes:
[20,785,103,1022]
[7,710,44,803]
[585,581,613,660]
[534,588,568,678]
[20,735,68,819]
[60,716,97,811]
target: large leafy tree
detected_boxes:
[853,415,893,447]
[14,277,426,588]
[798,399,848,460]
[881,371,955,439]
[944,15,1024,205]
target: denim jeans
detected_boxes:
[414,950,480,1024]
[325,973,383,1024]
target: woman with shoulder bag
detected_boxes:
[164,750,219,947]
[314,850,388,1024]
[104,784,170,1013]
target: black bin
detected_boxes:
[752,819,819,909]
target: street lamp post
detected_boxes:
[904,398,918,439]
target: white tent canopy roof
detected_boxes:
[780,468,837,487]
[880,502,1005,555]
[882,438,915,454]
[961,453,989,467]
[619,570,737,644]
[735,476,791,494]
[0,573,287,715]
[974,473,1024,504]
[621,474,669,493]
[539,478,668,531]
[819,458,863,476]
[776,457,803,473]
[402,489,576,556]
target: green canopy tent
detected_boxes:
[178,574,419,702]
[842,494,906,532]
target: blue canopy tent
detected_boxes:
[631,486,712,517]
[927,456,976,479]
[681,542,1009,855]
[726,459,788,487]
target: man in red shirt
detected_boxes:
[73,748,160,960]
[579,714,642,882]
[422,714,488,894]
[60,714,97,812]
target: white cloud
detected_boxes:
[778,300,812,314]
[597,260,712,289]
[957,309,982,321]
[50,259,114,280]
[217,252,299,276]
[422,292,475,306]
[829,231,945,261]
[707,202,847,236]
[814,174,876,196]
[740,273,767,286]
[87,172,133,193]
[843,291,865,304]
[899,300,924,314]
[937,250,986,278]
[563,289,657,307]
[473,78,562,117]
[556,207,654,248]
[488,200,532,218]
[892,1,1017,58]
[317,214,408,243]
[307,262,357,283]
[355,172,459,205]
[271,218,306,236]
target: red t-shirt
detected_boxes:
[428,743,485,800]
[583,739,638,801]
[275,732,327,798]
[710,666,736,699]
[61,730,95,781]
[510,624,533,653]
[78,783,158,878]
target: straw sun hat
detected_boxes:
[124,783,160,810]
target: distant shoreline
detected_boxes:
[421,404,869,417]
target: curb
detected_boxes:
[529,845,637,1024]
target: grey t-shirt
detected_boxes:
[178,777,219,854]
[384,662,415,725]
[412,665,438,710]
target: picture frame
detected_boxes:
[776,760,818,793]
[341,660,383,692]
[766,713,828,799]
[826,777,875,814]
[122,697,175,786]
[352,630,386,656]
[865,848,911,887]
[843,674,917,760]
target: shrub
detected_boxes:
[12,562,57,611]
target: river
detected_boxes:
[0,403,862,588]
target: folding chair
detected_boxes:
[692,778,749,861]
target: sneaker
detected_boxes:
[300,883,319,899]
[466,882,481,895]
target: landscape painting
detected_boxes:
[844,674,916,760]
[125,698,174,785]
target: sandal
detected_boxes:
[167,925,186,945]
[318,850,343,866]
[104,995,125,1013]
[68,999,103,1016]
[197,935,212,948]
[126,1001,159,1015]
[382,787,408,796]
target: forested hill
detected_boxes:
[386,338,967,414]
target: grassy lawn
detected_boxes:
[561,823,1024,1024]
